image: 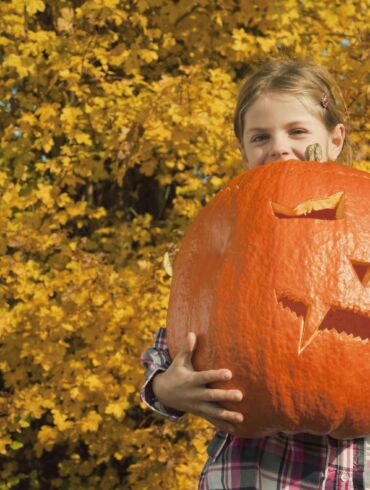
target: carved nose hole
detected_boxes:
[319,308,370,342]
[351,261,370,287]
[271,192,344,220]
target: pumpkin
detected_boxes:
[166,160,370,438]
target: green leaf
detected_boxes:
[10,441,24,450]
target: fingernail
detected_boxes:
[223,371,232,379]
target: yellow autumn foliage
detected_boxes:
[0,0,369,488]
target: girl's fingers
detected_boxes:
[203,388,243,403]
[197,403,244,424]
[194,368,233,385]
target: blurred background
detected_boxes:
[0,0,369,488]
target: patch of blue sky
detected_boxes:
[1,100,12,112]
[13,129,22,138]
[340,38,351,47]
[194,166,208,183]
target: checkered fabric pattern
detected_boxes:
[141,328,367,489]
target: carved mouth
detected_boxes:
[319,307,370,342]
[277,294,370,353]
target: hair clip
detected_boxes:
[320,93,329,109]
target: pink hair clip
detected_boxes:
[320,93,329,109]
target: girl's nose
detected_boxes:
[269,137,291,161]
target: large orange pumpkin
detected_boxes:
[167,160,370,438]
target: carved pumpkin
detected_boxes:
[167,161,370,438]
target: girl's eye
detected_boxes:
[251,134,269,143]
[290,128,307,135]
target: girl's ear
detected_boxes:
[328,123,345,161]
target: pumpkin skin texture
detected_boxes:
[166,161,370,439]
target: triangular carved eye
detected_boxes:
[272,192,344,220]
[277,296,307,318]
[351,261,370,287]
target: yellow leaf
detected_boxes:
[10,441,23,450]
[101,0,120,6]
[74,132,93,146]
[61,107,83,129]
[36,104,58,123]
[80,411,102,432]
[26,0,45,16]
[57,8,75,33]
[139,49,158,63]
[105,401,128,420]
[41,135,54,152]
[52,409,73,431]
[61,323,74,332]
[66,201,87,218]
[37,426,58,449]
[4,54,30,78]
[322,12,339,30]
[0,437,12,455]
[257,36,277,52]
[0,36,11,46]
[338,3,356,17]
[84,375,104,391]
[88,207,107,219]
[210,176,223,187]
[36,184,54,207]
[163,252,173,277]
[59,69,80,83]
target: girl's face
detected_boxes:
[241,92,345,168]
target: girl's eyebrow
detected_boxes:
[245,121,311,134]
[245,127,267,134]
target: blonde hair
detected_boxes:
[233,59,352,166]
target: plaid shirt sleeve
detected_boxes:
[140,327,185,420]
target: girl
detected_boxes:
[141,59,370,489]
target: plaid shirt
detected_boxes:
[141,328,370,489]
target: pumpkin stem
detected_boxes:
[304,143,323,162]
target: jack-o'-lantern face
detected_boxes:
[271,192,370,354]
[167,161,370,438]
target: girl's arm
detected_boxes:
[141,327,185,420]
[141,328,244,434]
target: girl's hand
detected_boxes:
[152,332,244,434]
